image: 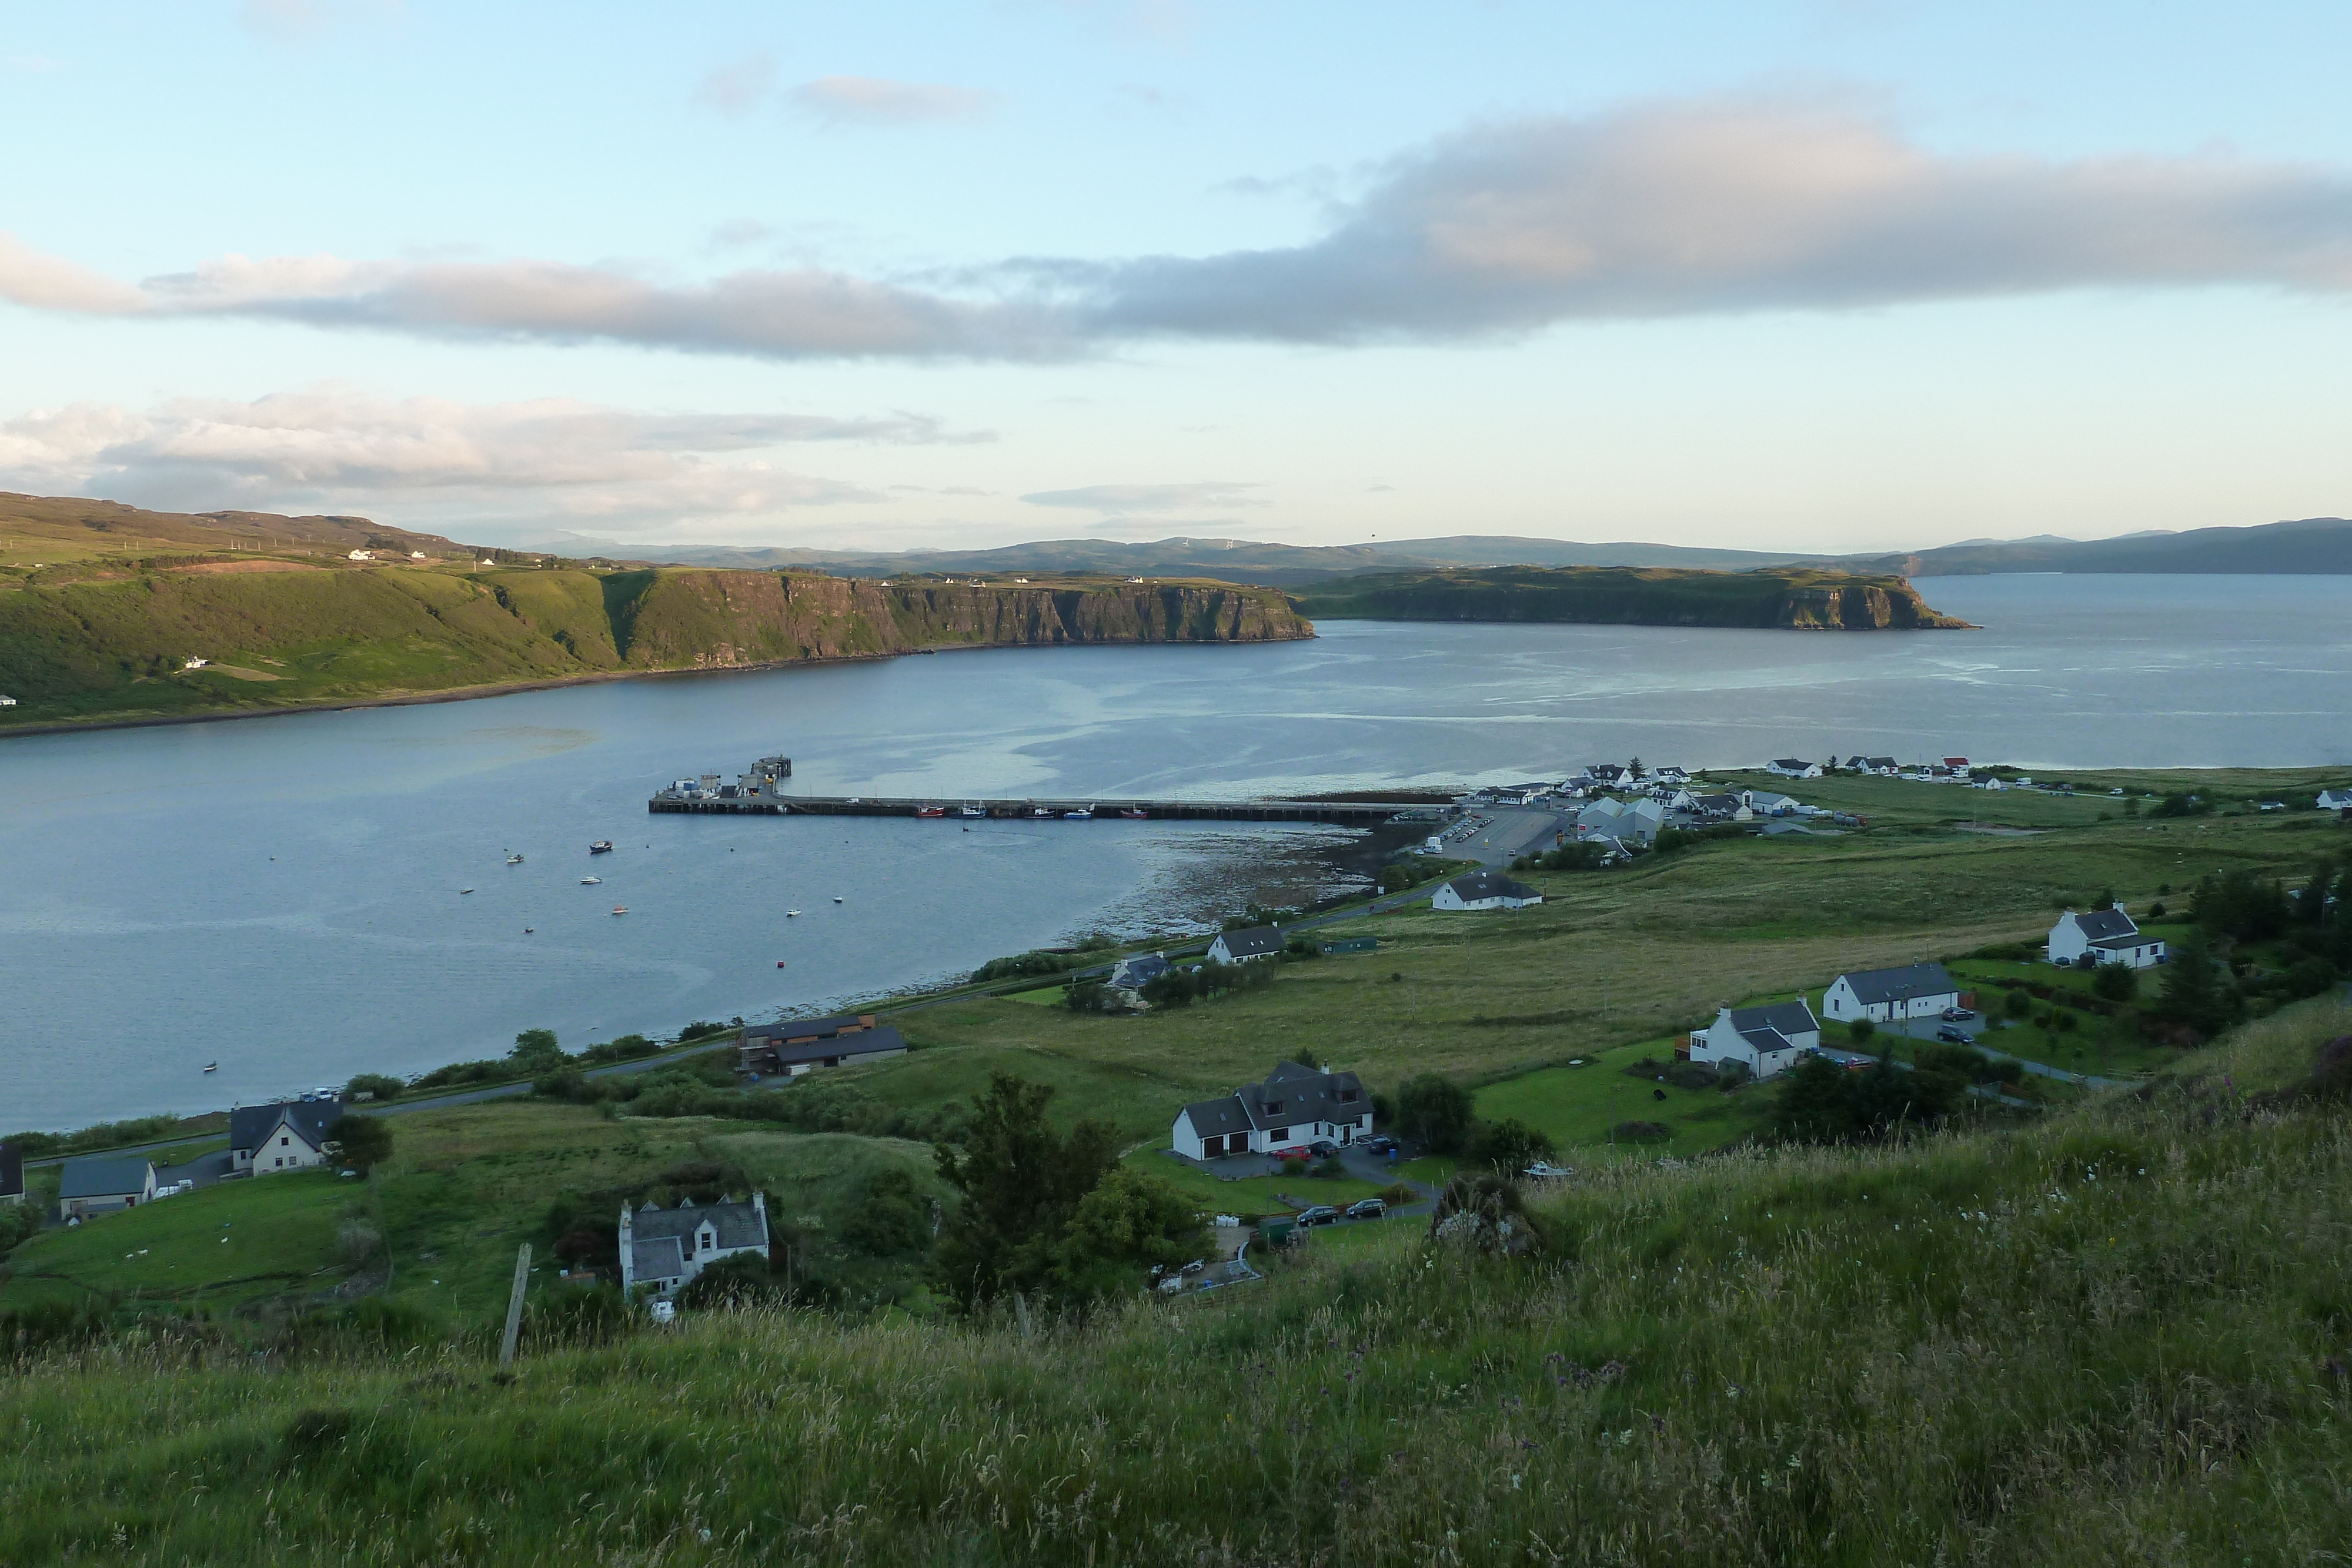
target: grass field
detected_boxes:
[4,995,2345,1564]
[1121,1147,1388,1218]
[1477,1039,1776,1157]
[0,1170,354,1312]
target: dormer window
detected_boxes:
[1264,1100,1284,1116]
[1338,1089,1358,1104]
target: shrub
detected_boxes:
[1377,1182,1418,1206]
[1847,1018,1877,1045]
[1312,1155,1347,1178]
[1464,1116,1556,1171]
[2053,1009,2079,1032]
[2149,901,2167,919]
[2006,988,2034,1018]
[2092,964,2139,1002]
[1395,1074,1476,1155]
[1280,1156,1308,1177]
[342,1072,404,1103]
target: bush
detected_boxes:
[1464,1116,1556,1170]
[842,1169,931,1257]
[677,1252,783,1312]
[1280,1156,1308,1177]
[2006,987,2034,1018]
[1847,1018,1877,1045]
[342,1072,404,1104]
[1377,1182,1418,1205]
[1394,1074,1476,1155]
[1312,1155,1347,1178]
[2053,1010,2079,1033]
[973,950,1085,984]
[2092,964,2139,1002]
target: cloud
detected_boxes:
[695,51,779,115]
[0,390,980,529]
[240,0,396,42]
[789,75,995,127]
[10,98,2352,360]
[1020,482,1263,512]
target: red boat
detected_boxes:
[1120,807,1149,820]
[915,805,946,818]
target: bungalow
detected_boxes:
[1208,926,1284,965]
[740,1013,876,1071]
[2318,788,2352,814]
[1766,758,1824,779]
[1739,790,1801,817]
[619,1193,771,1298]
[0,1141,22,1206]
[1943,756,1970,770]
[2048,907,2168,969]
[1823,962,1961,1023]
[229,1099,343,1175]
[1432,870,1543,911]
[1651,766,1691,784]
[1110,952,1171,991]
[1172,1061,1372,1159]
[1688,793,1748,821]
[740,1017,907,1076]
[59,1156,156,1221]
[1691,1000,1822,1081]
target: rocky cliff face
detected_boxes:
[1770,582,1970,630]
[1290,566,1972,631]
[619,571,1310,667]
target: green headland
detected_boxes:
[1291,563,1972,629]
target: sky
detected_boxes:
[2,2,2350,553]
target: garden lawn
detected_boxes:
[0,1169,351,1312]
[1121,1148,1387,1218]
[1477,1039,1775,1158]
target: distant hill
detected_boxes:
[1822,517,2352,577]
[1291,566,1972,630]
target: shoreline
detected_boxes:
[0,631,1315,743]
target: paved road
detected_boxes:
[1870,1013,2135,1090]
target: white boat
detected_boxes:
[580,876,602,885]
[787,909,801,917]
[1064,808,1093,820]
[832,895,844,904]
[611,905,628,915]
[958,804,986,818]
[506,854,525,865]
[202,1062,218,1074]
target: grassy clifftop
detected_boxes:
[1,999,2346,1564]
[1292,564,1972,629]
[0,561,1310,729]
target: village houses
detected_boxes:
[2047,907,2168,969]
[229,1099,343,1176]
[1690,1000,1822,1081]
[1172,1061,1373,1159]
[1823,962,1963,1024]
[619,1193,773,1297]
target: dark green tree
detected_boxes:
[324,1114,393,1174]
[843,1168,931,1257]
[933,1074,1117,1309]
[2092,962,2138,1002]
[677,1251,780,1311]
[1395,1074,1476,1155]
[1051,1167,1212,1302]
[1847,1018,1877,1045]
[2157,942,2237,1039]
[510,1028,566,1072]
[342,1072,404,1103]
[1462,1116,1556,1172]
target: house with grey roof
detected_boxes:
[1432,870,1544,911]
[2047,907,2167,969]
[0,1141,23,1207]
[1692,1000,1821,1081]
[1172,1061,1373,1160]
[229,1099,343,1176]
[619,1193,771,1298]
[59,1156,156,1221]
[739,1015,907,1076]
[2318,788,2352,814]
[1823,962,1962,1023]
[1208,925,1284,964]
[1107,952,1172,1002]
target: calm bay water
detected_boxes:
[3,573,2348,1131]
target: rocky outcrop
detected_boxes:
[1291,566,1972,630]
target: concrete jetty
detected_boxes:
[649,792,1445,825]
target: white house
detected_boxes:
[1172,1061,1372,1159]
[58,1157,156,1221]
[2048,907,2168,969]
[1208,926,1284,964]
[1823,962,1961,1023]
[1691,1001,1822,1081]
[2319,788,2352,813]
[229,1099,343,1175]
[348,550,372,561]
[1739,790,1801,817]
[1432,870,1543,911]
[620,1194,771,1298]
[1766,758,1825,780]
[1577,796,1666,844]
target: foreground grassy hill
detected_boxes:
[1291,564,1971,629]
[0,557,1309,728]
[2,997,2346,1564]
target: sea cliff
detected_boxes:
[0,563,1311,730]
[1289,565,1972,630]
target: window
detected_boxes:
[280,1136,290,1146]
[1264,1100,1284,1116]
[1270,1127,1290,1142]
[1338,1089,1359,1103]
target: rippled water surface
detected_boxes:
[4,573,2347,1129]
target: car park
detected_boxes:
[1345,1198,1387,1221]
[1298,1205,1341,1226]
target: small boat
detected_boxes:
[1120,807,1149,820]
[958,804,985,818]
[832,895,844,904]
[1064,808,1093,820]
[610,905,628,915]
[460,888,475,895]
[776,959,787,968]
[581,876,602,885]
[787,910,801,917]
[523,927,534,934]
[203,1062,218,1074]
[915,805,946,818]
[506,854,525,865]
[1028,805,1054,819]
[589,840,614,854]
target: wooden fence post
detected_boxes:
[499,1243,533,1370]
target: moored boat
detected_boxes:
[589,840,614,854]
[1120,807,1149,819]
[506,854,525,865]
[581,876,602,885]
[611,905,628,915]
[1064,808,1093,820]
[958,803,986,818]
[915,805,946,818]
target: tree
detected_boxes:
[843,1168,931,1256]
[1847,1018,1877,1045]
[510,1028,566,1072]
[933,1074,1117,1309]
[1051,1168,1212,1302]
[342,1072,404,1104]
[2092,888,2117,911]
[2092,962,2138,1002]
[1395,1074,1476,1155]
[2157,941,2236,1039]
[677,1251,780,1311]
[1462,1116,1555,1172]
[325,1114,393,1173]
[2004,987,2034,1018]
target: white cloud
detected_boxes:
[695,51,779,115]
[1021,482,1263,512]
[789,75,995,127]
[0,390,980,533]
[9,97,2352,361]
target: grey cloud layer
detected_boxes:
[8,99,2352,360]
[0,392,961,521]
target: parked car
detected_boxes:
[1942,1007,1977,1021]
[1180,1258,1206,1276]
[1936,1026,1972,1044]
[1308,1141,1339,1158]
[1345,1198,1387,1221]
[1362,1135,1398,1154]
[1298,1205,1341,1226]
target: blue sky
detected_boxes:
[2,1,2348,551]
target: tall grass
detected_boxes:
[3,999,2348,1565]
